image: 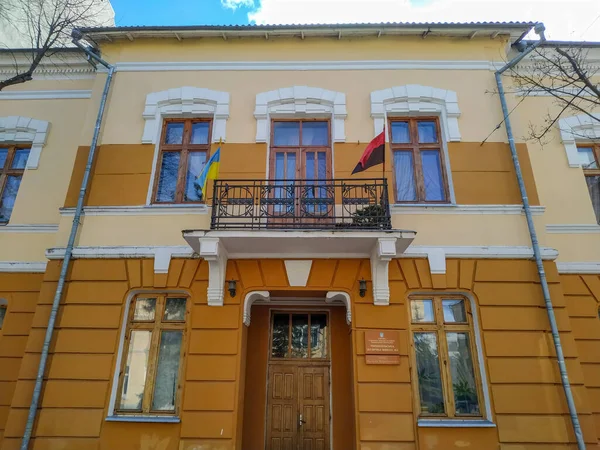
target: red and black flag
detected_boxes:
[351,128,385,175]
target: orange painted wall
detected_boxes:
[2,259,599,450]
[561,273,600,443]
[64,141,538,208]
[0,273,43,446]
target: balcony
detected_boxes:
[210,178,391,230]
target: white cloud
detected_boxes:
[221,0,255,10]
[246,0,600,41]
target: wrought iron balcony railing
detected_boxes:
[210,178,391,230]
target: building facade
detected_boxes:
[0,22,599,450]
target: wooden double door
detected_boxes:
[266,364,330,450]
[265,311,331,450]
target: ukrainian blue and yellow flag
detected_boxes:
[195,147,221,200]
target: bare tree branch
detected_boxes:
[0,0,113,90]
[507,44,600,144]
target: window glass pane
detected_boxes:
[0,307,6,329]
[273,122,300,146]
[310,314,328,358]
[133,298,156,321]
[414,333,445,415]
[302,122,328,146]
[184,151,207,202]
[291,314,309,358]
[286,153,296,180]
[156,152,181,202]
[0,175,22,223]
[394,151,416,201]
[443,299,467,323]
[306,152,315,180]
[585,175,600,225]
[152,330,183,411]
[317,152,327,179]
[411,299,434,323]
[0,149,7,168]
[11,149,30,169]
[447,332,480,415]
[119,330,151,410]
[422,150,445,202]
[165,122,184,144]
[164,298,187,321]
[190,122,210,145]
[271,314,289,358]
[391,122,410,143]
[418,121,438,143]
[577,147,598,169]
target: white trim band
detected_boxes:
[103,60,503,72]
[59,205,209,216]
[0,224,58,233]
[0,262,47,272]
[402,245,559,261]
[392,204,545,215]
[546,224,600,234]
[557,262,600,274]
[0,90,92,100]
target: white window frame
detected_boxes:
[409,290,494,428]
[106,289,190,423]
[143,87,230,205]
[558,113,600,168]
[254,86,346,179]
[0,116,50,169]
[371,85,460,204]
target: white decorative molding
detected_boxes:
[371,85,461,142]
[46,245,193,260]
[557,262,600,274]
[0,261,47,272]
[558,113,600,168]
[0,116,50,169]
[284,260,312,287]
[0,90,92,100]
[142,87,230,144]
[391,204,546,216]
[401,245,559,261]
[546,224,600,234]
[243,291,271,326]
[325,291,351,325]
[198,238,228,306]
[60,205,209,216]
[0,224,58,233]
[254,86,347,143]
[371,237,398,306]
[153,247,177,274]
[427,248,446,275]
[106,60,502,73]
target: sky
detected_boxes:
[110,0,600,41]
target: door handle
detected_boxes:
[299,413,306,427]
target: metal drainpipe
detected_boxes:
[20,37,115,450]
[495,23,586,450]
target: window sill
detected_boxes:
[418,419,495,428]
[105,415,180,423]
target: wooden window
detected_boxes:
[0,145,30,223]
[389,118,450,203]
[409,295,484,418]
[270,312,329,360]
[0,304,6,329]
[152,119,212,204]
[116,294,189,415]
[576,144,600,224]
